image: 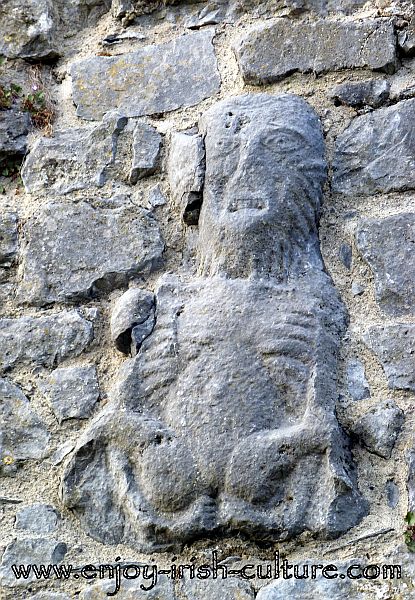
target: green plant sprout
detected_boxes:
[404,512,415,552]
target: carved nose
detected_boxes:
[226,141,273,212]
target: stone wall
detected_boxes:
[1,0,415,598]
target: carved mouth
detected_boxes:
[227,197,268,212]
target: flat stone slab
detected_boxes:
[333,99,415,196]
[0,538,67,587]
[0,212,18,268]
[15,504,59,533]
[235,19,396,84]
[0,311,93,372]
[351,399,404,459]
[21,113,127,195]
[19,199,164,305]
[0,379,49,474]
[71,30,220,120]
[41,365,100,423]
[356,213,415,316]
[0,109,31,156]
[363,324,415,392]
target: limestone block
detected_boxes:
[19,199,163,305]
[235,19,396,84]
[71,30,220,120]
[333,99,415,196]
[356,214,415,316]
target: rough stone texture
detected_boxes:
[0,311,93,372]
[62,94,366,552]
[15,504,59,533]
[408,449,415,510]
[356,214,415,317]
[110,288,155,354]
[256,563,363,600]
[0,538,67,587]
[330,79,390,108]
[28,594,71,600]
[0,212,18,268]
[40,366,100,423]
[148,184,167,208]
[386,479,399,508]
[21,113,128,195]
[0,379,49,475]
[0,0,58,60]
[168,130,205,225]
[19,199,163,305]
[178,577,254,599]
[235,19,397,84]
[333,99,415,196]
[346,359,370,401]
[28,593,71,600]
[398,17,415,56]
[60,0,111,35]
[351,399,404,459]
[71,30,220,120]
[130,122,162,184]
[0,109,31,157]
[363,324,415,392]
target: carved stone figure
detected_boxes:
[61,94,366,551]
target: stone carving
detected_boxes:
[61,94,366,551]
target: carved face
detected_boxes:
[197,94,327,278]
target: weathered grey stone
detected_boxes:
[60,0,111,34]
[235,19,397,84]
[0,0,58,60]
[0,311,93,372]
[398,18,415,56]
[346,359,370,401]
[0,538,67,587]
[110,288,155,354]
[41,365,100,423]
[178,577,254,599]
[338,242,352,269]
[62,94,366,552]
[168,130,205,225]
[79,574,175,599]
[0,379,49,475]
[256,562,365,600]
[333,99,415,196]
[21,113,128,195]
[0,109,31,156]
[148,184,167,208]
[356,214,415,316]
[351,281,364,296]
[28,593,71,600]
[351,399,404,459]
[0,212,18,267]
[408,449,415,510]
[130,122,162,184]
[15,504,59,533]
[19,199,163,305]
[71,30,220,121]
[330,79,390,108]
[185,4,226,29]
[386,479,399,508]
[49,441,75,466]
[363,324,415,392]
[229,0,367,17]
